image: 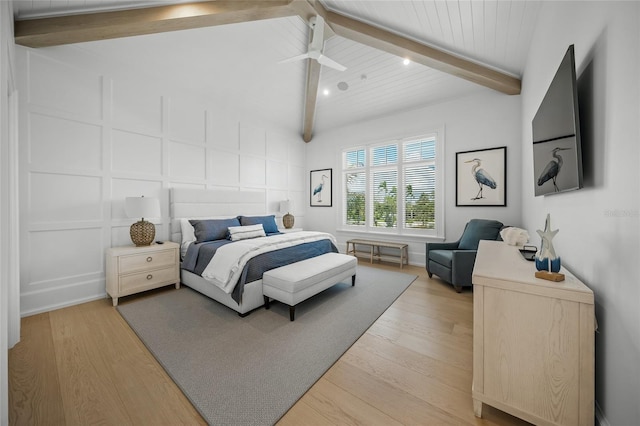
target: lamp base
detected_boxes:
[130,220,155,246]
[283,213,295,229]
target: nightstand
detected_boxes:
[106,242,180,306]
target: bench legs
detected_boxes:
[264,274,356,321]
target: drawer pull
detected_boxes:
[146,256,153,262]
[146,274,153,280]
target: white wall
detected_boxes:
[305,90,523,264]
[0,0,19,423]
[16,45,307,316]
[520,2,640,424]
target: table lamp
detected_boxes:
[280,200,294,229]
[125,196,161,246]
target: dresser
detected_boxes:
[472,240,594,426]
[106,242,180,306]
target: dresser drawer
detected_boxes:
[119,249,175,274]
[119,266,177,294]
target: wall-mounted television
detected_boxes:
[532,45,583,196]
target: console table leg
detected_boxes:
[473,399,483,418]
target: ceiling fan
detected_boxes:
[279,15,347,72]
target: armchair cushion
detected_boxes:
[458,219,504,250]
[428,250,454,268]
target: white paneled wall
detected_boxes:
[17,47,306,316]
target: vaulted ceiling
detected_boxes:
[12,0,541,141]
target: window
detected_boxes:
[342,131,443,237]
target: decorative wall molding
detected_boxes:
[18,47,306,315]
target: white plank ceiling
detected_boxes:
[12,0,541,138]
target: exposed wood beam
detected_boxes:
[14,1,295,48]
[326,11,521,95]
[291,1,326,142]
[302,58,321,143]
[13,0,522,143]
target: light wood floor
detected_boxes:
[9,261,529,425]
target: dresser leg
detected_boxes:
[112,297,118,307]
[473,399,483,418]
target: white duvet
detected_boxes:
[201,231,337,294]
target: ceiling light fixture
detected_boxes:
[323,89,330,96]
[403,58,411,66]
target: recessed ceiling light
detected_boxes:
[403,58,411,66]
[323,89,330,96]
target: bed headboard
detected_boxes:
[170,188,267,243]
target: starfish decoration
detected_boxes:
[536,213,559,260]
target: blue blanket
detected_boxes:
[182,237,338,303]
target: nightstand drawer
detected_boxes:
[119,250,175,274]
[119,266,177,294]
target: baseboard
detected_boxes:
[21,292,107,317]
[595,400,610,426]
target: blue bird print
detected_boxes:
[313,174,329,202]
[465,158,497,200]
[537,147,571,192]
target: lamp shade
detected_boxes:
[279,200,292,213]
[125,196,160,219]
[125,196,160,246]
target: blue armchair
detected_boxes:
[426,219,504,292]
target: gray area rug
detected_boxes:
[117,265,416,426]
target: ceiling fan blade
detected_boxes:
[278,53,311,64]
[317,54,347,71]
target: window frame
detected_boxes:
[340,128,445,239]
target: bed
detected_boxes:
[169,188,338,316]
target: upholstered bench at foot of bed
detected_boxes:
[262,252,357,321]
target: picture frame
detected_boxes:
[456,146,507,207]
[310,168,332,207]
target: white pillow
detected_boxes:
[228,224,266,241]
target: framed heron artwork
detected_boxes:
[310,168,332,207]
[456,146,507,207]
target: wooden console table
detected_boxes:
[346,239,408,268]
[472,240,594,425]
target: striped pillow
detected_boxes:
[228,224,266,241]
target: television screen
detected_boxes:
[532,45,583,196]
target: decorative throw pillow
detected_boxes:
[238,215,279,234]
[228,224,266,241]
[189,218,241,243]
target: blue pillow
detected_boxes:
[238,215,279,234]
[189,218,241,243]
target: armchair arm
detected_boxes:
[426,240,460,252]
[451,250,478,287]
[425,240,460,275]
